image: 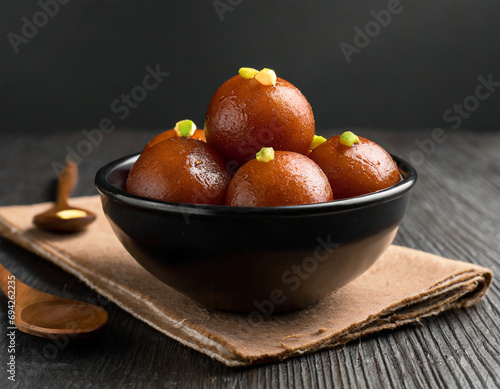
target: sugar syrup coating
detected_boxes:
[225,151,333,207]
[126,138,230,205]
[205,75,315,167]
[310,135,400,199]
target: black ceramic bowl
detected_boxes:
[95,154,417,313]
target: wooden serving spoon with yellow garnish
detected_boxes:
[33,160,96,232]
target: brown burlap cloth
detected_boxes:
[0,196,493,366]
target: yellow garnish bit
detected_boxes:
[255,68,277,86]
[239,67,259,79]
[56,209,88,219]
[256,147,275,162]
[339,131,360,147]
[310,135,327,150]
[174,120,197,137]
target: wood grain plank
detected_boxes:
[1,129,499,388]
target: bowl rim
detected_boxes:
[95,153,417,216]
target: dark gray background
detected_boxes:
[1,0,500,135]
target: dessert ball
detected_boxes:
[205,68,315,167]
[127,138,229,205]
[143,119,205,152]
[225,148,333,207]
[310,131,400,199]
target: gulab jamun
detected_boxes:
[143,119,206,152]
[310,131,400,199]
[205,68,315,167]
[225,148,333,207]
[127,138,229,205]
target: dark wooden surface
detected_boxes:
[1,128,499,388]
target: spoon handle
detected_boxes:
[56,160,78,209]
[0,263,31,312]
[0,262,13,296]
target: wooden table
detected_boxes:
[1,129,499,388]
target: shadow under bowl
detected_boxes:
[95,154,417,313]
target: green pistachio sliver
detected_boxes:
[239,67,259,79]
[174,119,197,137]
[256,147,275,162]
[339,131,360,147]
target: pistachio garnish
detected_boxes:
[310,135,327,150]
[256,147,275,162]
[339,131,360,147]
[174,119,197,137]
[255,68,277,86]
[239,67,259,79]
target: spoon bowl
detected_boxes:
[19,300,108,339]
[33,207,96,233]
[33,160,96,233]
[0,263,108,340]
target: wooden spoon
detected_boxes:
[0,262,109,340]
[33,160,96,232]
